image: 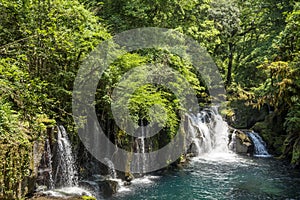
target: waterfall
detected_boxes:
[104,158,117,179]
[229,130,237,152]
[54,125,78,187]
[134,138,140,174]
[187,107,229,156]
[187,116,202,155]
[131,125,147,174]
[45,139,54,189]
[247,131,272,157]
[132,137,146,174]
[140,125,146,174]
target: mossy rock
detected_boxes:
[124,172,134,182]
[224,100,268,129]
[235,131,253,154]
[100,179,119,198]
[82,195,96,200]
[252,113,285,156]
[291,136,300,167]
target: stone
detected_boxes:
[236,139,250,153]
[124,172,134,182]
[100,179,119,198]
[123,181,132,186]
[229,128,254,155]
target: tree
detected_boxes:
[208,0,241,86]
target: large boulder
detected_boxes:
[229,127,253,155]
[235,131,253,154]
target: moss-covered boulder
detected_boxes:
[236,133,253,154]
[228,126,253,154]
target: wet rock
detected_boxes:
[125,172,134,182]
[189,142,200,156]
[123,181,132,186]
[228,127,253,155]
[100,179,119,198]
[253,113,285,156]
[235,131,253,154]
[225,100,268,129]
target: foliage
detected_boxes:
[96,51,205,150]
[285,104,300,134]
[0,0,109,198]
[251,61,299,112]
[244,2,300,166]
[1,0,300,198]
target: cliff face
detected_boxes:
[226,100,300,169]
[0,140,44,199]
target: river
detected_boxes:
[113,153,300,200]
[36,110,300,200]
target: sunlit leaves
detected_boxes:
[252,61,298,111]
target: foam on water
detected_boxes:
[42,186,94,198]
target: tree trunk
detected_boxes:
[226,42,234,86]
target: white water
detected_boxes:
[247,131,272,158]
[112,108,276,199]
[40,108,274,199]
[54,125,78,186]
[132,126,147,174]
[133,138,140,174]
[187,107,229,157]
[45,139,54,189]
[43,186,93,198]
[104,158,117,179]
[229,130,237,152]
[39,126,95,199]
[114,175,161,197]
[140,126,146,174]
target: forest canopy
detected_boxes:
[0,0,300,198]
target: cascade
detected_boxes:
[140,125,146,174]
[187,107,229,156]
[45,139,54,189]
[36,126,96,199]
[135,137,140,174]
[229,130,237,152]
[104,158,117,179]
[131,126,147,174]
[187,115,202,155]
[247,131,272,157]
[132,137,146,174]
[38,139,55,189]
[54,125,78,187]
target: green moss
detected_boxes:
[0,141,33,199]
[82,195,97,200]
[252,113,286,156]
[291,137,300,166]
